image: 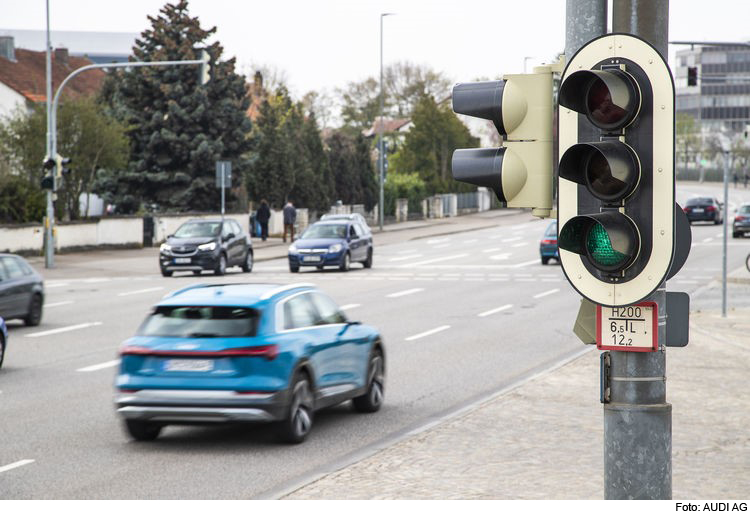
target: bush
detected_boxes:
[0,176,45,224]
[384,172,428,216]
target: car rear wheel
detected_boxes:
[278,373,314,444]
[24,294,43,326]
[124,419,162,441]
[339,252,351,272]
[541,256,550,265]
[363,248,373,269]
[0,336,5,369]
[353,350,384,413]
[214,254,227,276]
[241,250,253,272]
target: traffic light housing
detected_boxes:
[557,33,676,307]
[41,157,55,190]
[687,66,698,87]
[451,66,554,218]
[55,154,71,191]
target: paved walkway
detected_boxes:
[284,306,750,499]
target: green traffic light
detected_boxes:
[586,223,627,267]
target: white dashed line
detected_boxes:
[482,248,503,253]
[511,242,528,248]
[533,288,560,299]
[404,254,468,267]
[339,304,361,311]
[77,359,121,373]
[502,237,522,243]
[511,259,541,268]
[405,325,450,341]
[0,459,35,474]
[427,238,450,245]
[44,301,74,308]
[386,288,424,298]
[45,282,70,289]
[478,304,513,317]
[25,322,103,338]
[117,287,165,297]
[433,243,451,249]
[388,254,424,262]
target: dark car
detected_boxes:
[683,197,723,224]
[0,317,7,369]
[0,254,44,326]
[288,220,373,272]
[159,219,253,277]
[539,221,559,265]
[115,283,385,443]
[732,203,750,238]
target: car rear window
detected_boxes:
[138,306,259,337]
[739,205,750,214]
[544,222,557,236]
[686,198,712,206]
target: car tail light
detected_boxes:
[119,345,152,356]
[706,206,716,212]
[222,345,279,360]
[736,215,748,222]
[118,344,278,360]
[683,207,690,212]
[541,238,556,245]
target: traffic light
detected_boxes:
[41,157,55,190]
[687,66,698,87]
[55,154,71,191]
[451,65,555,218]
[557,33,676,307]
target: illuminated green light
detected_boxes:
[587,223,627,267]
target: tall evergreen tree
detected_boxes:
[325,131,377,210]
[99,0,252,212]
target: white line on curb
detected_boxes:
[478,304,513,317]
[533,288,560,299]
[77,359,121,373]
[117,287,165,297]
[387,288,424,298]
[0,459,34,474]
[405,325,450,341]
[25,322,103,338]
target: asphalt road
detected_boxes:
[1,182,749,499]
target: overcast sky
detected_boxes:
[3,0,750,98]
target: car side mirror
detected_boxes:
[224,232,235,241]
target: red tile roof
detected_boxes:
[0,48,105,105]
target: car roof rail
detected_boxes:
[259,282,315,300]
[162,283,210,299]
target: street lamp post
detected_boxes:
[379,12,395,232]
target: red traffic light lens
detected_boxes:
[587,78,628,129]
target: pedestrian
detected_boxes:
[745,173,749,188]
[283,200,297,243]
[733,173,738,187]
[256,199,270,242]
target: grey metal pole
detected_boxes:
[606,0,672,500]
[565,0,608,60]
[722,150,729,317]
[44,0,55,268]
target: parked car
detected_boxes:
[732,203,750,238]
[159,219,253,277]
[683,197,723,224]
[288,219,373,272]
[0,254,44,326]
[320,213,372,235]
[115,283,385,443]
[539,221,559,265]
[0,316,7,369]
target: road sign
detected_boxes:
[596,302,657,352]
[216,161,231,188]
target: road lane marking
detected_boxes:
[389,254,424,262]
[427,238,449,244]
[511,259,541,268]
[44,301,74,308]
[0,460,34,474]
[339,304,361,311]
[77,359,121,373]
[489,253,512,260]
[45,282,70,289]
[502,237,522,242]
[386,288,424,298]
[25,322,103,338]
[404,253,468,267]
[117,287,165,297]
[482,248,502,253]
[405,325,450,341]
[533,288,560,299]
[511,242,529,248]
[478,304,513,317]
[433,243,451,249]
[463,239,478,244]
[702,237,714,243]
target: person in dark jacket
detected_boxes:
[256,200,271,241]
[283,201,296,243]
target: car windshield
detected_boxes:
[138,306,259,337]
[301,224,347,239]
[173,222,221,238]
[686,198,713,206]
[739,205,750,214]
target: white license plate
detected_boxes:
[174,257,191,264]
[693,208,704,213]
[164,359,214,372]
[303,256,321,262]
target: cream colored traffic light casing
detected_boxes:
[558,34,675,306]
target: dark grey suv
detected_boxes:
[159,219,253,277]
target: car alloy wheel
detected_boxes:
[215,254,227,276]
[363,248,373,269]
[24,294,43,326]
[339,252,351,272]
[242,250,253,272]
[279,374,314,443]
[353,352,384,413]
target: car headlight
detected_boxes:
[289,244,298,253]
[160,243,171,253]
[198,242,217,251]
[328,244,343,253]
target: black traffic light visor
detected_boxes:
[559,212,639,272]
[559,69,640,131]
[452,81,507,136]
[559,141,640,203]
[452,147,507,202]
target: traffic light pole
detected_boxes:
[43,58,207,268]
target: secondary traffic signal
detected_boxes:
[41,157,55,190]
[557,33,676,307]
[687,66,698,87]
[55,154,71,191]
[451,65,555,218]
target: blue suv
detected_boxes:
[115,283,385,443]
[288,220,373,272]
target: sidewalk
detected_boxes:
[283,306,750,499]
